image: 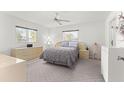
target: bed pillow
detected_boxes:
[61,41,69,47]
[69,41,78,47]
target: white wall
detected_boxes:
[0,13,48,55]
[0,12,107,55]
[105,11,119,47]
[48,20,106,47]
[79,21,105,46]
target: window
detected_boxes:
[63,30,78,41]
[16,26,37,42]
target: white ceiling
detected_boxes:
[4,11,110,28]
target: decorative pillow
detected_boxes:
[61,41,69,47]
[69,41,78,47]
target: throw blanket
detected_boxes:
[41,47,78,67]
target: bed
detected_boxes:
[41,41,79,68]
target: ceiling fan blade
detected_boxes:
[57,21,62,25]
[55,20,62,25]
[55,12,60,19]
[56,12,58,15]
[58,19,70,22]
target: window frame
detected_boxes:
[16,26,38,43]
[62,29,79,41]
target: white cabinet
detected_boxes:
[101,46,124,82]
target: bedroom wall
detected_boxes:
[0,12,48,55]
[105,11,119,47]
[48,20,106,47]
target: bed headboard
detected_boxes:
[55,41,87,50]
[55,42,62,47]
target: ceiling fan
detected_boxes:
[54,12,70,25]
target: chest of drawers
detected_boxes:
[11,47,43,60]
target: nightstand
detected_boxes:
[79,50,89,59]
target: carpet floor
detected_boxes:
[27,59,104,82]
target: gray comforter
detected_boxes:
[41,47,78,67]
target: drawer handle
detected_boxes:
[118,56,124,61]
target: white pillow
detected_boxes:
[69,41,78,47]
[61,41,69,47]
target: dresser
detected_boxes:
[11,47,43,60]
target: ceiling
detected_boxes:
[4,11,110,28]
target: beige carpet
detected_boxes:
[27,59,104,82]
